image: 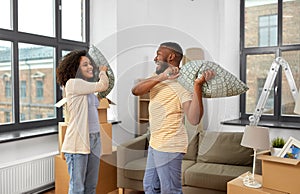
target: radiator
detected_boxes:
[0,153,56,194]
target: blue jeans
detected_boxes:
[64,133,101,194]
[143,146,184,194]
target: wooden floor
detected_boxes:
[41,188,144,194]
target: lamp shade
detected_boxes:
[241,125,270,150]
[294,92,300,114]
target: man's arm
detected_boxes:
[131,67,179,96]
[183,70,215,125]
[131,75,164,96]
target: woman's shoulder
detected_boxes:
[65,78,87,89]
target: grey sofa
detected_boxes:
[117,129,258,194]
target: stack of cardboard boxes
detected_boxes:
[55,97,117,194]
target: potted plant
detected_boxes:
[271,137,286,156]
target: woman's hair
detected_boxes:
[56,49,98,86]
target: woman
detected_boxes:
[56,49,109,194]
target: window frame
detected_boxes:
[240,0,300,126]
[0,0,90,133]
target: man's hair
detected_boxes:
[160,42,183,55]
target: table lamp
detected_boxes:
[241,125,270,188]
[294,92,300,114]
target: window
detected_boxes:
[241,0,300,125]
[18,0,55,37]
[61,0,86,42]
[259,15,277,47]
[5,81,12,98]
[20,81,26,98]
[0,0,12,30]
[0,0,90,133]
[36,80,44,99]
[5,112,10,123]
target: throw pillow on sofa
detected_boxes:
[197,131,253,166]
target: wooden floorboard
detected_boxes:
[41,188,144,194]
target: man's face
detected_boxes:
[154,47,171,74]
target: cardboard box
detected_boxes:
[98,97,115,124]
[58,122,68,159]
[55,155,70,194]
[100,123,112,155]
[258,155,300,194]
[227,173,288,194]
[55,152,117,194]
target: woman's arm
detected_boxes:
[66,66,109,95]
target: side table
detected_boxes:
[227,173,288,194]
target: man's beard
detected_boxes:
[155,61,169,74]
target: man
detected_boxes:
[132,42,215,193]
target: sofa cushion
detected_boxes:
[184,130,199,160]
[182,160,196,185]
[197,132,253,165]
[183,118,202,160]
[124,157,147,181]
[184,162,252,191]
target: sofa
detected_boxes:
[117,125,260,194]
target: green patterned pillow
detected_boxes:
[178,60,248,98]
[88,45,115,98]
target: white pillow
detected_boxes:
[178,60,249,98]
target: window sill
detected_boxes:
[0,120,121,143]
[0,125,58,143]
[221,119,300,130]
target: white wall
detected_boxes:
[90,0,300,145]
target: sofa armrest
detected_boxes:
[117,134,148,169]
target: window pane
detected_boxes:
[18,43,56,122]
[281,51,300,116]
[61,0,86,42]
[18,0,55,37]
[0,0,12,30]
[245,0,277,47]
[0,40,14,124]
[282,0,300,45]
[246,54,276,115]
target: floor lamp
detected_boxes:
[240,125,270,188]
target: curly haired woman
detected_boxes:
[56,49,109,194]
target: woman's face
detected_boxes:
[78,56,94,80]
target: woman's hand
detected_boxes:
[99,65,108,72]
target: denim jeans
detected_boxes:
[64,132,101,194]
[143,146,184,194]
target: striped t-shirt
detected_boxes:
[149,79,192,153]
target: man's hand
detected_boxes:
[194,70,215,86]
[161,66,180,80]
